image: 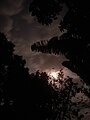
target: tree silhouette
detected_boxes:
[31,33,90,84]
[0,33,89,120]
[0,32,29,120]
[29,70,90,120]
[30,0,90,85]
[29,71,57,119]
[29,0,62,25]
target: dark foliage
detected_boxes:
[29,71,58,119]
[29,0,89,26]
[31,33,90,84]
[29,0,62,25]
[29,71,90,120]
[0,33,73,120]
[0,32,61,119]
[0,33,89,120]
[30,0,90,85]
[0,32,30,120]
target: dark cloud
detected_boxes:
[0,0,24,16]
[0,0,67,73]
[0,0,25,34]
[10,13,61,43]
[0,15,13,33]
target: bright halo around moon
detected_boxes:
[47,70,64,89]
[48,70,60,79]
[49,71,59,79]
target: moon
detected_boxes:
[48,70,59,79]
[50,71,59,79]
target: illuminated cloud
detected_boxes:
[0,0,65,73]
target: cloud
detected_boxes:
[10,13,61,43]
[27,53,66,72]
[0,0,25,34]
[7,12,64,72]
[0,15,13,33]
[0,0,67,74]
[0,0,24,16]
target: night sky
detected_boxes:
[0,0,68,73]
[0,0,90,119]
[0,0,86,82]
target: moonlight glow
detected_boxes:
[47,70,62,89]
[50,71,59,79]
[48,70,60,79]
